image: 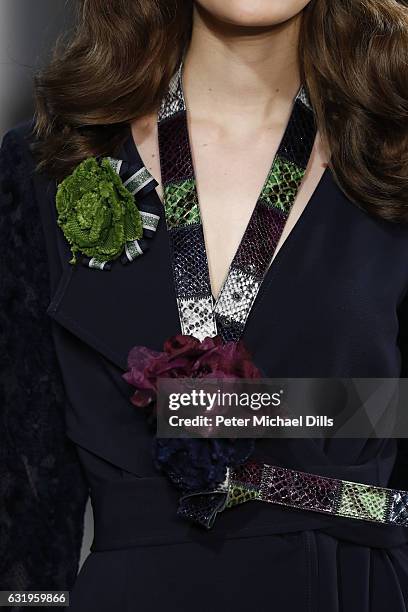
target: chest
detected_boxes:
[132,118,325,298]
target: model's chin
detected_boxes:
[194,0,308,29]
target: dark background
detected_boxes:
[0,0,74,137]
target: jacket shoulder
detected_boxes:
[2,119,36,144]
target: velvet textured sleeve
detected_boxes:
[0,128,88,594]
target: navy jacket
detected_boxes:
[2,122,408,611]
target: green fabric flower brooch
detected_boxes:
[56,156,160,271]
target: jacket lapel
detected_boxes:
[47,135,180,371]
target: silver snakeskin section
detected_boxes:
[214,267,260,325]
[158,65,186,122]
[177,297,217,341]
[296,87,312,110]
[389,491,408,525]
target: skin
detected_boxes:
[131,0,329,298]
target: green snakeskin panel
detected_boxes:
[260,156,305,213]
[337,481,389,522]
[226,483,260,508]
[163,180,200,229]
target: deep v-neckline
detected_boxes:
[123,129,327,302]
[124,67,317,341]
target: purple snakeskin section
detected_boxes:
[232,203,287,279]
[172,225,210,298]
[259,465,341,514]
[280,101,316,168]
[214,314,244,343]
[158,113,194,185]
[230,461,264,488]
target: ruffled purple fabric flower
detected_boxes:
[123,335,261,492]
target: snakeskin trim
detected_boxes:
[389,491,408,525]
[214,314,245,343]
[214,268,261,325]
[295,87,312,111]
[179,460,408,529]
[158,66,217,339]
[226,483,260,508]
[227,462,406,527]
[158,65,185,123]
[261,157,306,212]
[163,181,200,228]
[214,100,316,341]
[259,465,341,514]
[225,462,262,508]
[172,225,209,297]
[158,65,316,341]
[337,481,388,522]
[177,297,217,341]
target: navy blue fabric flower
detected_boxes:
[154,437,255,493]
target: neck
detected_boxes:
[183,5,302,126]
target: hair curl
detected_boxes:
[34,0,408,222]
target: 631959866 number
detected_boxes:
[0,591,69,607]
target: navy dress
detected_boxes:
[1,122,408,612]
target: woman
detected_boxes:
[1,0,408,610]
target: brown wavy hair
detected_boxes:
[34,0,408,222]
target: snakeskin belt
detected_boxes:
[178,461,408,530]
